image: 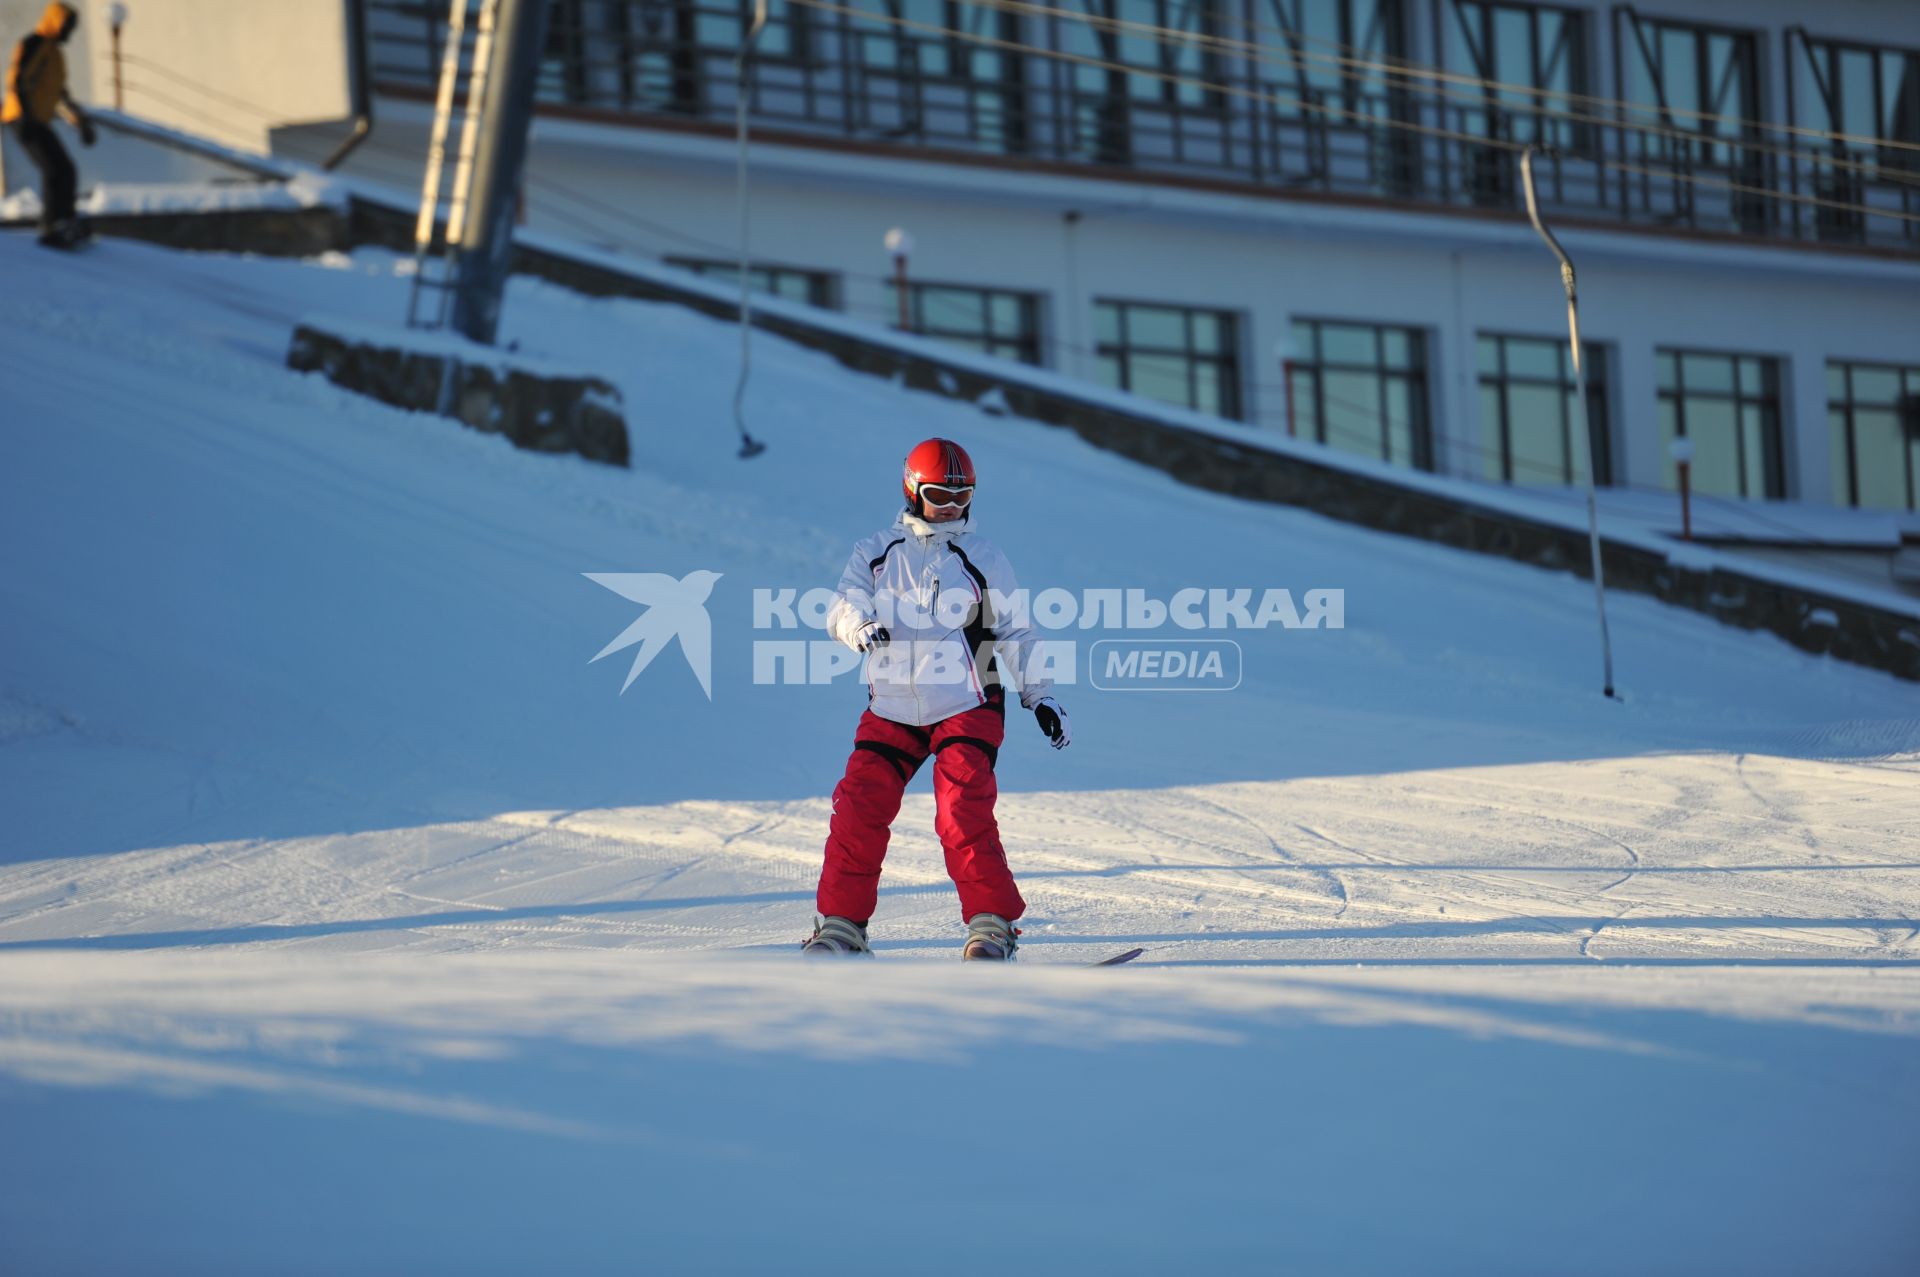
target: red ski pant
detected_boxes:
[816,693,1025,925]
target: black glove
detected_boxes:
[1033,697,1071,750]
[78,117,96,148]
[854,621,890,653]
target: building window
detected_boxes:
[1828,361,1920,511]
[1060,0,1230,164]
[539,0,591,104]
[1262,0,1408,112]
[1256,1,1415,190]
[1656,349,1784,500]
[666,258,838,309]
[697,0,812,62]
[1618,13,1762,166]
[1444,1,1591,202]
[1093,300,1240,419]
[846,0,1029,152]
[887,282,1044,365]
[1477,335,1609,486]
[1788,32,1920,240]
[1290,319,1430,469]
[1791,34,1920,172]
[1617,11,1767,232]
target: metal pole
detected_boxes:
[447,0,551,346]
[1521,146,1617,700]
[729,0,769,459]
[439,0,503,330]
[408,0,471,328]
[323,0,375,171]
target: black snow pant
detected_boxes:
[11,119,75,234]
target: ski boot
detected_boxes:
[802,915,871,956]
[38,218,93,251]
[962,913,1019,961]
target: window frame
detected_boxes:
[1655,346,1787,500]
[1827,359,1920,511]
[664,256,840,309]
[1290,316,1433,470]
[1788,29,1920,171]
[1092,297,1243,420]
[1476,331,1611,486]
[845,0,1033,152]
[1441,0,1595,152]
[1264,0,1411,114]
[1614,8,1766,155]
[886,279,1047,366]
[1060,0,1232,112]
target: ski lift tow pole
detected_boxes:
[730,0,770,460]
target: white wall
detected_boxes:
[2,0,340,194]
[36,0,354,153]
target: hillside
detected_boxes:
[0,233,1915,1275]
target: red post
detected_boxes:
[1670,436,1695,541]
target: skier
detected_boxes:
[3,3,94,249]
[805,437,1070,960]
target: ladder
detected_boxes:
[407,0,503,330]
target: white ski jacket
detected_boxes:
[826,508,1052,727]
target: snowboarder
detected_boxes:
[3,3,94,249]
[805,438,1070,960]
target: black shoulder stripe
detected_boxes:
[869,537,905,573]
[946,542,990,600]
[946,541,1002,690]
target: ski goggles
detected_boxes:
[919,484,974,508]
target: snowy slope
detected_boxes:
[0,233,1916,1275]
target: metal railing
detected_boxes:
[364,0,1920,251]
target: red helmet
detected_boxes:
[902,437,976,513]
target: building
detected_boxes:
[10,0,1919,511]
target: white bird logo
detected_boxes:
[585,570,723,698]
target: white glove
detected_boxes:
[1033,697,1070,750]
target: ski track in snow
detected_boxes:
[3,756,1911,966]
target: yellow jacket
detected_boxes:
[3,3,76,126]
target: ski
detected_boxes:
[1088,947,1145,967]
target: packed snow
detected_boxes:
[0,231,1915,1275]
[0,171,344,222]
